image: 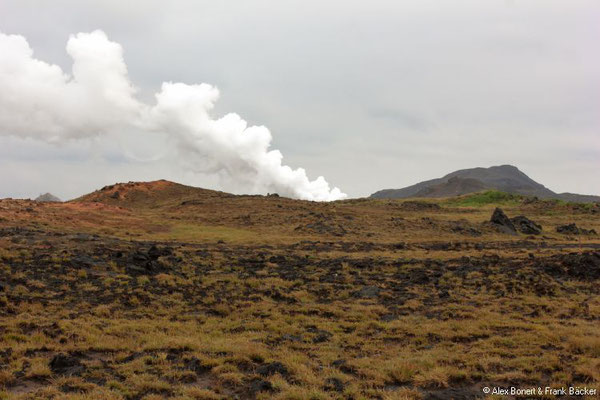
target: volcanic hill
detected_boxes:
[370,164,600,203]
[34,193,61,202]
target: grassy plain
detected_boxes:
[0,181,599,399]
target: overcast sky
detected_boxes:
[0,0,598,200]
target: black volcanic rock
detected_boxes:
[399,201,441,211]
[324,377,346,392]
[556,223,597,235]
[257,362,288,377]
[490,208,517,235]
[352,285,381,298]
[511,216,542,235]
[49,353,84,376]
[541,252,600,280]
[370,165,600,203]
[249,378,274,393]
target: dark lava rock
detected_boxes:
[352,285,380,299]
[331,359,346,368]
[324,377,345,392]
[119,352,144,363]
[556,223,597,235]
[268,289,297,304]
[450,221,482,237]
[380,314,398,322]
[399,201,441,211]
[72,255,101,268]
[72,233,99,242]
[281,334,302,342]
[268,255,286,264]
[295,221,347,237]
[257,361,288,377]
[540,251,600,280]
[556,223,579,235]
[249,378,274,393]
[310,329,332,343]
[124,245,173,275]
[14,360,30,379]
[331,359,356,375]
[511,215,542,235]
[423,242,452,251]
[0,348,13,362]
[148,244,173,259]
[18,322,37,334]
[42,322,63,339]
[561,252,600,279]
[125,264,149,275]
[49,353,84,376]
[490,207,517,235]
[409,269,432,284]
[184,357,211,374]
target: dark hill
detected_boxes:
[371,165,600,203]
[414,177,489,198]
[34,193,61,202]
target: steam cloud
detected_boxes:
[0,30,346,201]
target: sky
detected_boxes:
[0,0,598,200]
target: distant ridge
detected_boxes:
[370,165,600,203]
[34,193,61,202]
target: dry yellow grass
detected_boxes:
[0,182,599,399]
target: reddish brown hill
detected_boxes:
[73,179,232,208]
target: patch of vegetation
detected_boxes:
[152,223,258,243]
[445,190,523,207]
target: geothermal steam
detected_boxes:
[0,30,346,201]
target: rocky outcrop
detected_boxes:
[556,223,597,235]
[490,208,517,235]
[511,216,542,235]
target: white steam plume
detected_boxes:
[0,30,346,201]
